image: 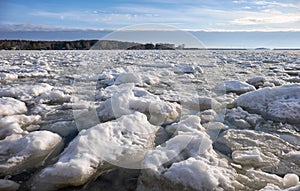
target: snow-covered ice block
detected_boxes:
[0,83,52,100]
[165,115,205,135]
[0,73,18,81]
[0,114,41,138]
[283,173,300,188]
[0,97,27,117]
[214,129,300,176]
[0,115,41,127]
[225,107,262,129]
[97,84,181,125]
[31,90,71,104]
[217,80,256,95]
[246,76,266,88]
[199,109,217,123]
[232,148,277,167]
[138,118,242,191]
[0,131,62,176]
[114,72,142,85]
[173,65,203,74]
[245,169,284,189]
[30,112,158,191]
[236,84,300,125]
[183,96,222,112]
[163,158,237,191]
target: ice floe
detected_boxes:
[0,131,62,176]
[30,112,158,190]
[0,97,27,117]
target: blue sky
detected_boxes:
[1,0,300,31]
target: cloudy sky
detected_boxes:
[1,0,300,31]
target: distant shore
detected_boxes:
[1,40,299,50]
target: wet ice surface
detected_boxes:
[0,50,299,191]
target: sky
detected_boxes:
[1,0,300,31]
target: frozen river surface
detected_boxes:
[0,50,299,191]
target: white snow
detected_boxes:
[31,112,158,190]
[236,84,300,124]
[217,80,256,95]
[114,72,142,85]
[163,158,222,190]
[0,83,52,100]
[165,115,204,135]
[0,114,41,138]
[1,50,300,190]
[173,65,203,74]
[97,84,181,125]
[139,116,241,191]
[283,174,300,188]
[0,97,27,117]
[232,148,266,166]
[0,73,18,81]
[32,90,71,104]
[0,131,62,176]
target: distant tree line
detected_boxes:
[0,40,180,50]
[127,43,176,50]
[0,40,100,50]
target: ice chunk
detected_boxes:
[0,73,18,81]
[0,97,27,117]
[0,114,41,128]
[165,115,205,135]
[199,109,217,123]
[0,114,41,138]
[217,80,256,95]
[97,84,181,125]
[246,76,266,88]
[138,117,241,191]
[143,75,160,85]
[0,179,20,191]
[259,184,281,191]
[114,72,142,85]
[232,148,276,167]
[173,65,203,74]
[41,121,77,137]
[164,158,224,190]
[283,174,299,188]
[225,107,262,129]
[31,90,71,104]
[183,96,222,112]
[214,129,300,175]
[0,131,62,176]
[236,84,300,124]
[0,83,52,100]
[30,112,158,191]
[245,169,284,188]
[202,122,228,141]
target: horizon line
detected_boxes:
[1,24,300,33]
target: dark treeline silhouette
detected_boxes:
[0,40,178,50]
[127,43,175,50]
[0,40,143,50]
[0,40,99,50]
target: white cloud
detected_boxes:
[242,6,252,9]
[233,0,249,4]
[253,1,298,8]
[231,10,300,25]
[27,3,300,32]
